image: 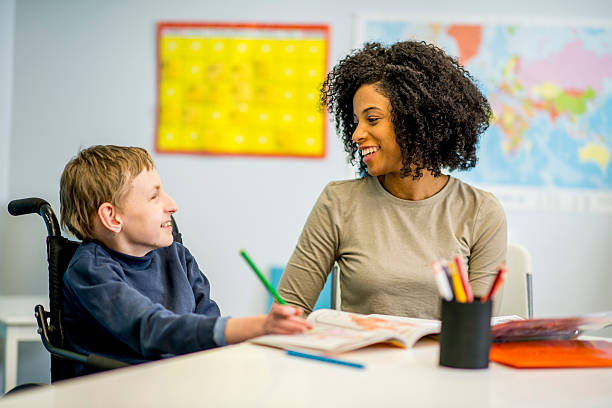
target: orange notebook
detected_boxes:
[490,340,612,368]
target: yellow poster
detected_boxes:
[156,22,329,158]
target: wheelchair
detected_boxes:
[7,197,183,383]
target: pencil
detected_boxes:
[481,264,508,303]
[239,249,287,305]
[287,350,365,369]
[449,261,467,303]
[440,260,454,297]
[454,255,474,302]
[432,260,453,301]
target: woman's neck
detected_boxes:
[378,171,449,201]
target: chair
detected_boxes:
[7,197,185,383]
[267,264,340,311]
[8,198,131,383]
[498,243,533,319]
[331,263,340,310]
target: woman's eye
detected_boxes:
[367,117,379,123]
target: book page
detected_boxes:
[250,309,440,353]
[366,313,441,347]
[310,310,441,348]
[250,323,399,354]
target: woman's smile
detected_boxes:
[361,146,380,163]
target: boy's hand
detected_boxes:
[224,304,313,344]
[263,303,313,335]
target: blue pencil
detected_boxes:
[287,350,365,369]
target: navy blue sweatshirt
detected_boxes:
[63,240,223,367]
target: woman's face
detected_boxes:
[352,83,403,177]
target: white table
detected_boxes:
[1,337,611,407]
[0,296,48,394]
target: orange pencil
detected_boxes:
[481,264,507,303]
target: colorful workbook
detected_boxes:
[249,309,442,353]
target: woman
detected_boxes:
[278,41,507,319]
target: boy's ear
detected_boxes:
[97,202,122,234]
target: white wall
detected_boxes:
[2,0,611,321]
[0,0,15,279]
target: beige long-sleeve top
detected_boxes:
[278,176,507,319]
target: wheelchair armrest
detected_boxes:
[34,304,128,370]
[85,354,130,370]
[34,305,55,350]
[35,304,87,364]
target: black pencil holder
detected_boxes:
[439,298,492,369]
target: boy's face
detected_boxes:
[116,168,178,257]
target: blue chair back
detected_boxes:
[268,267,332,311]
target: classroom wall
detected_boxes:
[2,0,612,323]
[0,0,15,272]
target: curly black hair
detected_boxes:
[321,41,492,179]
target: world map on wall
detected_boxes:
[360,20,612,192]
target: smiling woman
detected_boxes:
[352,84,403,178]
[278,41,507,319]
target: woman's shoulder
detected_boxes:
[313,178,371,208]
[450,177,505,214]
[323,176,373,196]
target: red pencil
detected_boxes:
[454,255,474,302]
[481,264,507,303]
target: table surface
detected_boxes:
[1,337,611,408]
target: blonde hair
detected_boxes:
[60,145,154,240]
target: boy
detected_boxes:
[60,145,311,374]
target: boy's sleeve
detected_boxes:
[212,317,229,346]
[64,254,221,357]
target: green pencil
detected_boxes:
[239,249,287,305]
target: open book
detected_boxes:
[250,309,441,354]
[250,309,523,354]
